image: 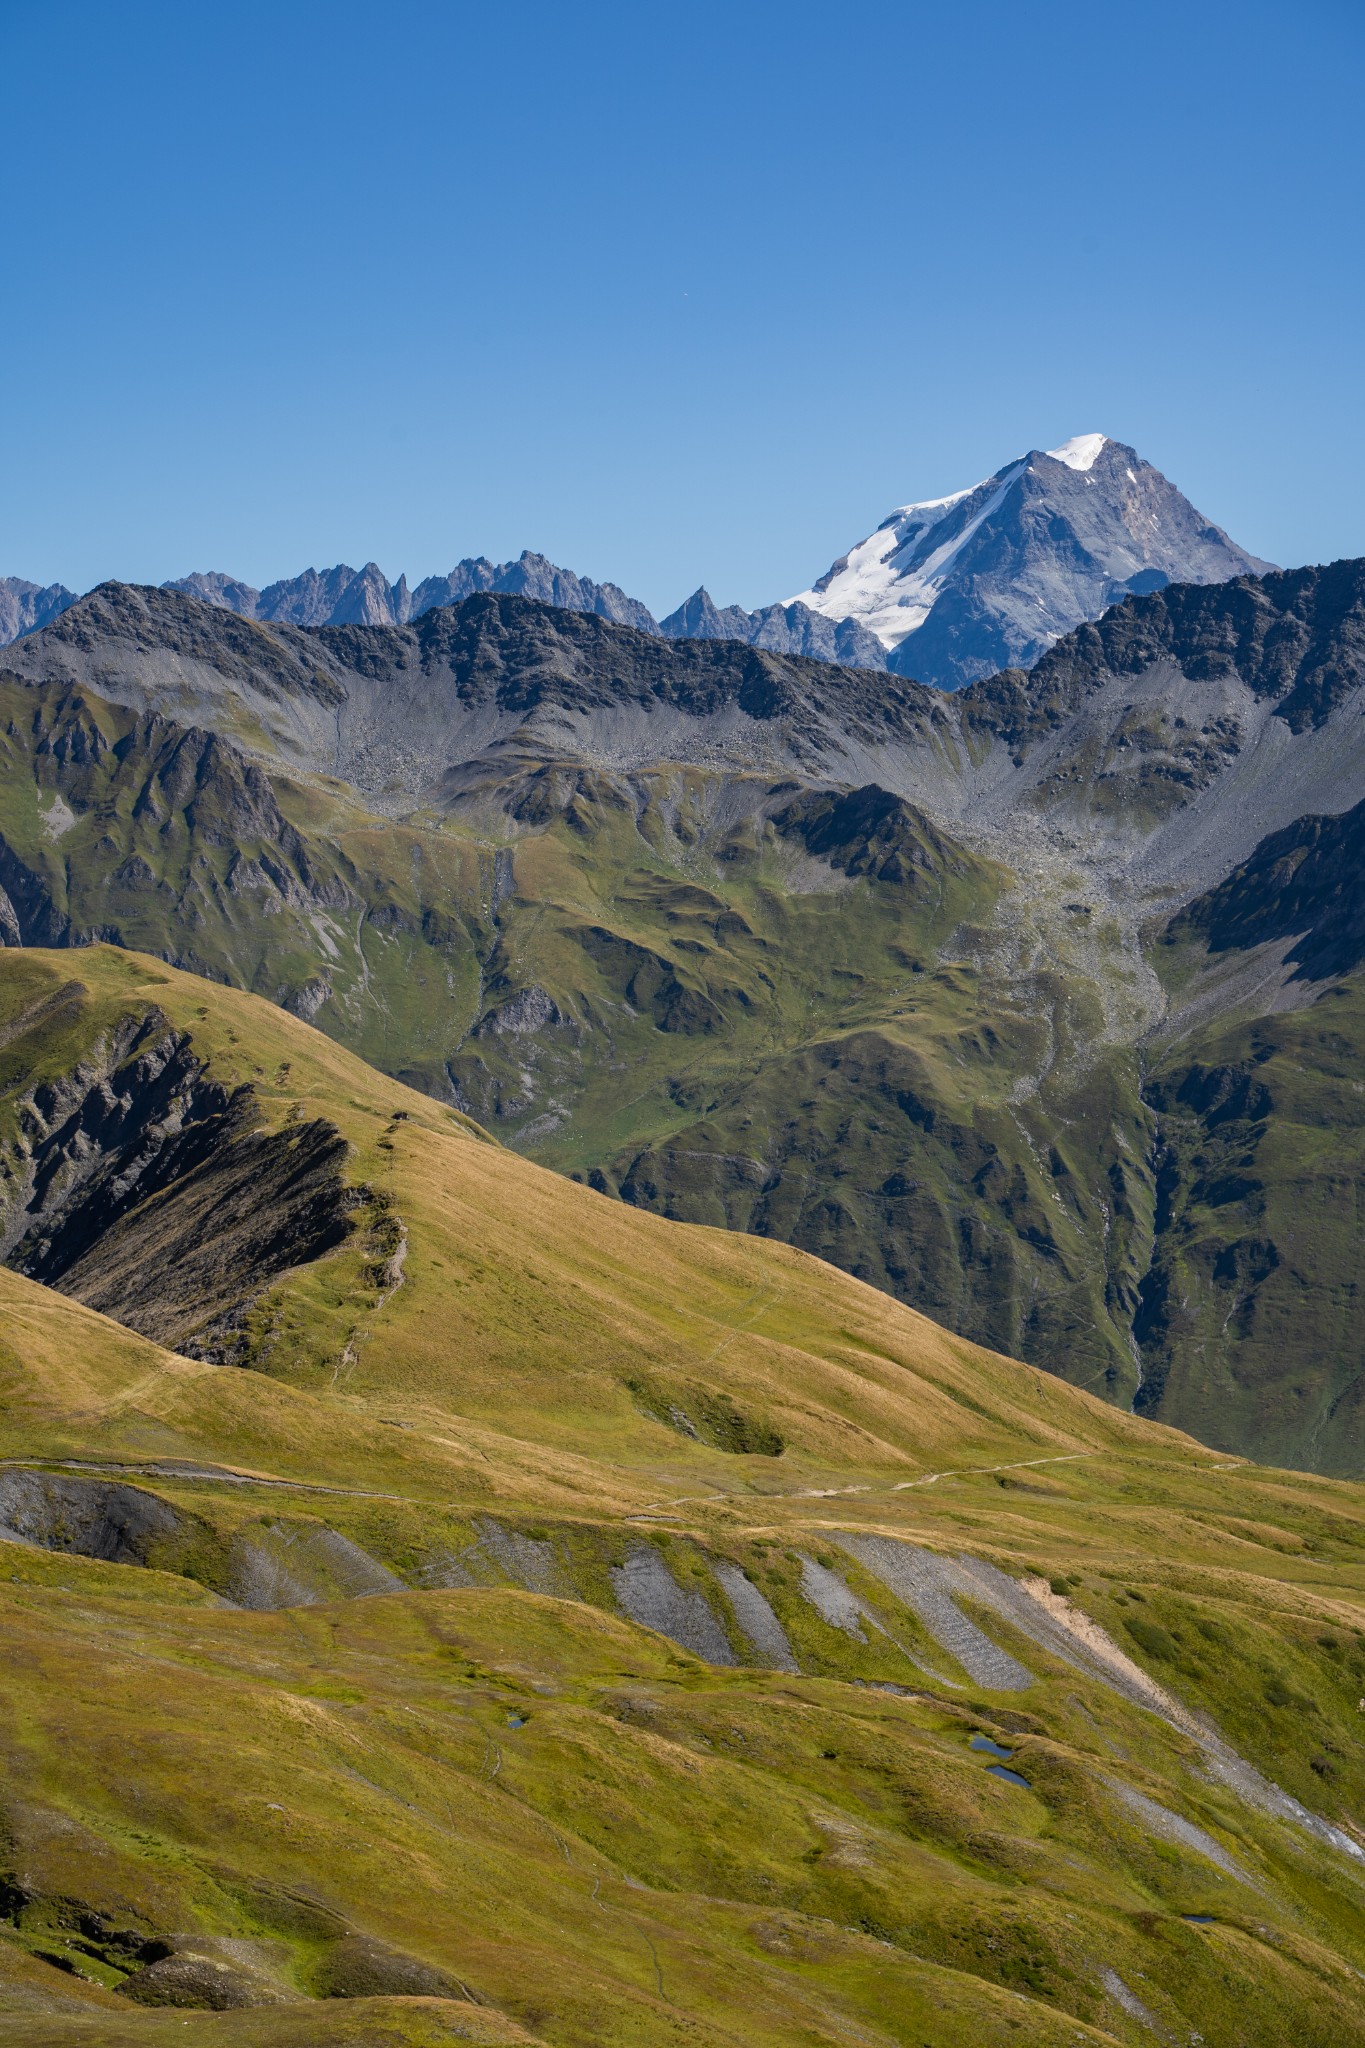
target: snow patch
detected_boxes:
[790,463,1024,650]
[1046,432,1107,472]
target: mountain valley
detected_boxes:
[0,559,1362,1474]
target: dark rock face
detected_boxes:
[965,556,1365,743]
[0,1470,187,1564]
[0,1009,358,1356]
[1173,793,1365,981]
[772,785,962,885]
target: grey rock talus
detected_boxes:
[610,1543,736,1663]
[711,1559,798,1671]
[835,1536,1035,1690]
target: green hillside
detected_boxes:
[3,566,1365,1473]
[2,948,1365,2046]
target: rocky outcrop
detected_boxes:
[772,783,967,885]
[1172,792,1365,982]
[0,1470,188,1565]
[0,1008,358,1356]
[964,555,1365,744]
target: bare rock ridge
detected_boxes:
[1173,792,1365,981]
[657,587,890,669]
[169,550,659,636]
[0,580,947,806]
[965,554,1365,742]
[165,557,892,668]
[0,1005,357,1355]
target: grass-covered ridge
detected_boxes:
[1,947,1365,2045]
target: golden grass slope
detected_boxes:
[0,944,1172,1491]
[2,946,1365,2046]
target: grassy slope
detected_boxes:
[2,950,1365,2045]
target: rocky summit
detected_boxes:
[791,434,1273,691]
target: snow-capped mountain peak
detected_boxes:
[790,435,1272,690]
[1045,431,1107,472]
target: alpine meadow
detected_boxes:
[2,4,1365,2042]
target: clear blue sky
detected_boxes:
[1,0,1362,615]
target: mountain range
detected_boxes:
[3,452,1365,2047]
[0,433,1270,690]
[2,552,1363,1477]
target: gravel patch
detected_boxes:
[611,1544,735,1664]
[835,1537,1035,1691]
[1102,1775,1255,1887]
[712,1560,798,1671]
[1098,1966,1165,2037]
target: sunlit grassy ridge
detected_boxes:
[1,948,1365,2043]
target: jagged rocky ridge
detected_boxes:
[0,577,79,645]
[167,549,660,635]
[169,555,895,668]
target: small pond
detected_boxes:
[969,1734,1014,1759]
[985,1763,1032,1789]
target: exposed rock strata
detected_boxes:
[0,1008,357,1356]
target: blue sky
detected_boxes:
[1,0,1362,615]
